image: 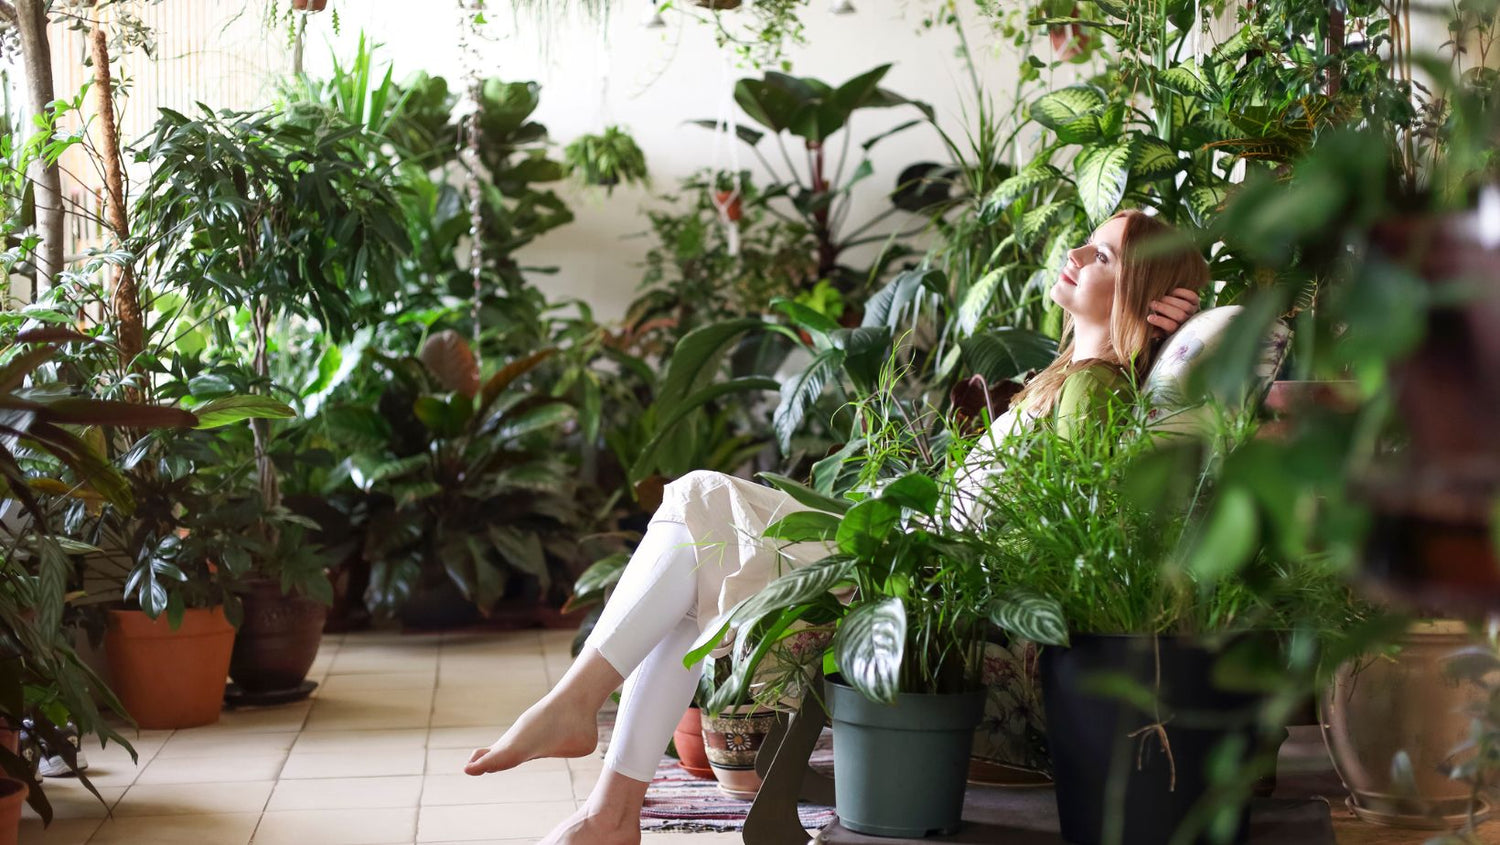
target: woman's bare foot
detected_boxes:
[463,694,599,776]
[537,805,641,845]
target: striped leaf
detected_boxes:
[730,556,856,632]
[989,590,1069,646]
[773,348,845,452]
[1030,86,1106,132]
[1187,185,1229,227]
[1157,63,1217,99]
[1018,200,1074,248]
[1130,134,1183,181]
[985,164,1064,211]
[834,597,907,704]
[1074,141,1133,224]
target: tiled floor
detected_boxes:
[20,630,749,844]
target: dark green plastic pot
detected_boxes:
[826,676,985,837]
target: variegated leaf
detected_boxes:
[834,597,907,704]
[989,590,1069,646]
[1075,141,1133,224]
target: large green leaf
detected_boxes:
[879,473,939,516]
[836,497,902,559]
[413,394,473,439]
[657,318,765,419]
[191,396,295,429]
[1186,487,1260,582]
[833,597,907,704]
[1187,184,1229,227]
[1157,63,1218,99]
[986,164,1064,212]
[989,590,1070,646]
[763,510,843,543]
[1075,141,1134,224]
[960,329,1059,382]
[1129,134,1183,182]
[1031,86,1106,133]
[956,269,1004,337]
[773,348,844,452]
[831,327,892,394]
[629,377,778,482]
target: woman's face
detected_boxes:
[1050,216,1127,329]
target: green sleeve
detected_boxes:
[1055,366,1130,441]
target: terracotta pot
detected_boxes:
[673,707,715,780]
[292,0,328,11]
[0,778,25,845]
[1322,621,1490,828]
[701,706,776,800]
[714,190,743,223]
[105,607,235,730]
[1048,5,1092,60]
[229,579,328,693]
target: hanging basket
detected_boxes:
[291,0,329,12]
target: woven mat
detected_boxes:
[597,702,838,833]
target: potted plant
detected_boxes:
[687,466,991,837]
[974,393,1368,845]
[562,126,649,195]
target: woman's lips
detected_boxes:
[1060,271,1077,285]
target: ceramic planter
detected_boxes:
[1322,621,1490,828]
[0,777,24,845]
[105,607,235,730]
[1041,635,1265,845]
[228,579,328,695]
[674,707,714,780]
[701,705,776,799]
[825,676,985,837]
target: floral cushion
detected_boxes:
[1141,305,1291,432]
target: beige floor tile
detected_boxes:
[195,702,313,734]
[134,753,285,785]
[426,726,507,749]
[72,751,150,789]
[115,781,274,816]
[251,807,418,845]
[265,775,422,811]
[18,817,100,845]
[420,770,574,805]
[87,812,259,845]
[291,728,428,755]
[19,784,124,821]
[155,730,298,758]
[319,670,437,694]
[304,688,434,731]
[280,747,427,779]
[416,800,576,842]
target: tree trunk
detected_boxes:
[252,299,281,514]
[16,0,62,297]
[90,24,145,390]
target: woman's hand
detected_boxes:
[1146,287,1201,337]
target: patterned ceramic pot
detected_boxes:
[701,706,777,800]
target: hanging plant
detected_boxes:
[562,125,650,194]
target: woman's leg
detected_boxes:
[536,615,703,845]
[464,521,700,776]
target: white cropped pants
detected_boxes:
[582,521,706,783]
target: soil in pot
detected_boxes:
[826,676,986,838]
[701,706,776,799]
[229,579,329,697]
[1041,635,1267,845]
[0,778,25,845]
[105,607,236,730]
[674,707,715,780]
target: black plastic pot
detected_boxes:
[400,579,482,631]
[1041,635,1265,845]
[825,676,985,838]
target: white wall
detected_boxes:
[301,2,1036,321]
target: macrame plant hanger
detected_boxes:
[709,51,743,257]
[457,0,487,358]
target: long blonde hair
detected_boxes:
[1011,210,1210,412]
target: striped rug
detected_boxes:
[597,702,838,832]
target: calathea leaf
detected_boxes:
[989,590,1070,646]
[729,556,856,633]
[773,348,844,452]
[834,597,907,704]
[1074,141,1133,224]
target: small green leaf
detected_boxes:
[758,472,850,514]
[1186,487,1259,582]
[879,474,939,516]
[192,396,296,429]
[764,511,843,543]
[836,498,902,559]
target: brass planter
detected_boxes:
[1322,621,1491,828]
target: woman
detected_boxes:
[464,209,1207,845]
